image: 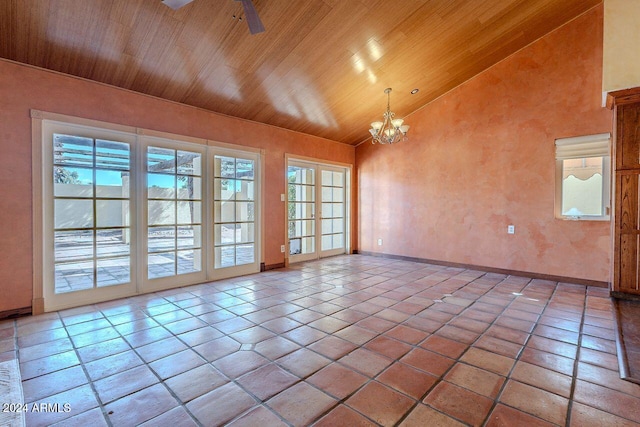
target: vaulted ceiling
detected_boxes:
[0,0,601,145]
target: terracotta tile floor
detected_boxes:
[1,255,640,426]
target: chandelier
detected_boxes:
[369,88,409,144]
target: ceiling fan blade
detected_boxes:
[162,0,194,10]
[236,0,265,34]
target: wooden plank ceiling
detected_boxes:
[0,0,600,145]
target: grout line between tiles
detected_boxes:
[564,285,589,427]
[480,278,563,427]
[66,317,115,427]
[11,256,629,426]
[96,302,206,427]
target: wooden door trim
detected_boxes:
[607,87,640,109]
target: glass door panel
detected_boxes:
[45,126,137,311]
[147,146,203,280]
[320,169,345,256]
[288,164,317,262]
[214,155,257,270]
[53,135,132,293]
[287,161,348,263]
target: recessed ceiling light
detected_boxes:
[411,88,419,94]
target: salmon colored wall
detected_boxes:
[357,5,613,283]
[0,60,354,312]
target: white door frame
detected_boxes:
[137,135,209,294]
[35,112,263,312]
[41,120,139,311]
[285,156,351,264]
[208,146,262,280]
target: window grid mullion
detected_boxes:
[92,138,98,289]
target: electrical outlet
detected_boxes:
[507,225,515,234]
[377,238,383,246]
[280,245,285,253]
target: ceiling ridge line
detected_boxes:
[382,1,605,143]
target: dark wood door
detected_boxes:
[615,172,640,293]
[611,89,640,295]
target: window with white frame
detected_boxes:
[555,133,611,220]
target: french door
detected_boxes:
[43,123,138,309]
[287,160,348,263]
[41,119,260,311]
[141,137,207,292]
[212,150,260,278]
